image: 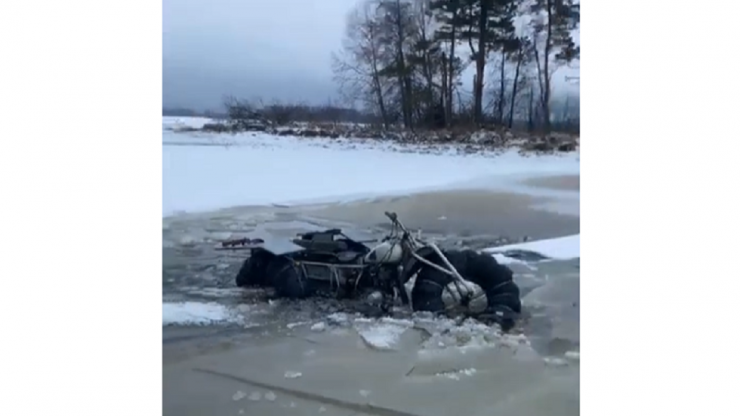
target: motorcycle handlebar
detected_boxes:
[384,211,398,222]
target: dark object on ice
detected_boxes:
[223,212,522,329]
[558,142,576,152]
[201,123,231,133]
[220,237,265,249]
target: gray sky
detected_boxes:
[163,0,354,111]
[163,0,579,112]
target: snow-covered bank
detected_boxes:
[163,124,579,216]
[162,116,215,131]
[165,115,579,153]
[485,234,580,262]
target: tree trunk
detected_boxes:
[369,35,388,129]
[441,52,448,123]
[422,50,434,116]
[473,4,488,124]
[507,46,523,128]
[373,75,389,129]
[394,0,412,128]
[527,86,535,132]
[542,0,553,133]
[417,2,436,122]
[447,19,457,126]
[497,49,506,125]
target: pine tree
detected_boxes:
[430,0,466,125]
[451,0,517,124]
[529,0,580,132]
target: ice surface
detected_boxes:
[163,118,579,216]
[484,234,580,260]
[162,118,580,333]
[162,301,241,325]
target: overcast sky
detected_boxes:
[163,0,579,111]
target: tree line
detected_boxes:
[332,0,580,133]
[164,100,376,124]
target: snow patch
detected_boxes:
[310,322,327,332]
[485,234,580,261]
[543,357,569,367]
[490,253,530,265]
[162,116,214,130]
[356,321,410,350]
[162,302,242,325]
[327,312,351,325]
[180,287,244,298]
[286,321,311,329]
[163,120,579,216]
[437,367,478,380]
[416,316,530,352]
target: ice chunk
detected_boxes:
[310,322,326,331]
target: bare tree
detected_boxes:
[326,0,579,134]
[466,0,489,125]
[222,95,261,130]
[376,0,417,128]
[460,0,517,125]
[332,2,391,128]
[412,0,438,119]
[507,36,534,128]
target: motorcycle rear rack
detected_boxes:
[295,260,366,290]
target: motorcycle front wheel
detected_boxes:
[411,249,521,330]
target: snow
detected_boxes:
[437,368,478,380]
[356,322,410,350]
[162,116,214,130]
[310,322,327,331]
[489,253,531,266]
[484,234,580,261]
[163,118,579,216]
[162,301,241,325]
